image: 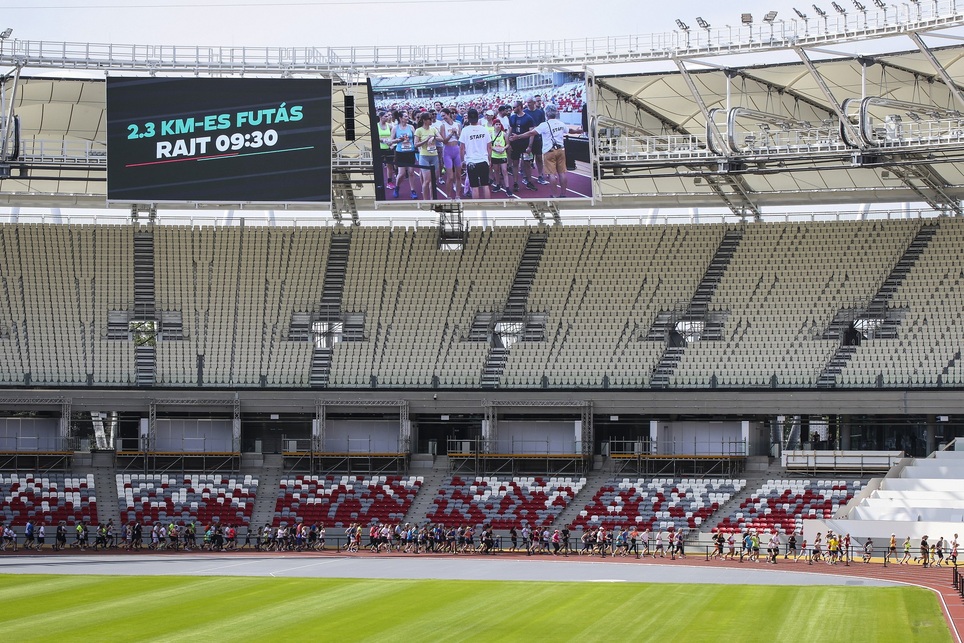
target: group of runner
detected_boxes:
[342,522,499,555]
[706,529,960,567]
[1,520,85,551]
[709,529,785,563]
[567,526,689,559]
[878,532,960,568]
[2,519,960,569]
[0,520,254,553]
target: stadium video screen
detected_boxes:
[107,78,332,203]
[368,72,590,203]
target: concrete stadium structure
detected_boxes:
[2,3,964,546]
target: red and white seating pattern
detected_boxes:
[117,474,258,525]
[426,476,585,529]
[273,475,422,527]
[1,473,97,526]
[715,478,863,535]
[571,477,744,532]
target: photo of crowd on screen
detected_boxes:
[369,71,589,203]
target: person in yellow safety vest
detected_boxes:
[490,119,510,196]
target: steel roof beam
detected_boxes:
[706,173,762,221]
[731,69,837,119]
[675,60,725,152]
[793,46,865,149]
[885,157,964,215]
[595,78,690,137]
[908,32,964,112]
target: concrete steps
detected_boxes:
[551,467,610,530]
[247,454,284,532]
[402,456,452,526]
[73,451,120,529]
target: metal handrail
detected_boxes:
[938,437,961,452]
[1,4,962,75]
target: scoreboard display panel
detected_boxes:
[107,77,332,203]
[368,71,590,203]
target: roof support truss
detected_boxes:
[732,69,836,119]
[885,157,964,215]
[528,201,561,225]
[705,173,762,221]
[908,32,964,113]
[794,46,865,148]
[675,60,724,151]
[595,78,690,137]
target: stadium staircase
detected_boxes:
[73,451,121,528]
[550,467,613,529]
[649,229,743,388]
[246,454,285,529]
[691,467,771,544]
[400,456,451,526]
[133,229,156,386]
[309,232,352,388]
[478,231,548,388]
[817,222,938,387]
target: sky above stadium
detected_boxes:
[3,0,823,48]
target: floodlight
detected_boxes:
[873,0,885,6]
[676,19,690,30]
[813,4,828,17]
[763,11,779,22]
[832,1,847,13]
[696,16,711,29]
[853,0,866,10]
[794,7,808,18]
[0,28,12,40]
[742,13,754,24]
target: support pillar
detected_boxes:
[581,402,593,458]
[148,400,157,452]
[839,416,852,450]
[314,402,325,452]
[399,402,410,452]
[482,401,496,452]
[60,399,71,442]
[232,394,241,453]
[926,415,937,455]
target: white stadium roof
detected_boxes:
[3,2,964,221]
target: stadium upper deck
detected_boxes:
[0,217,962,391]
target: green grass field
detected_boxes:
[0,575,952,642]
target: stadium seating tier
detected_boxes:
[426,475,585,529]
[1,473,97,526]
[117,474,258,526]
[2,219,964,388]
[716,479,863,535]
[272,474,422,527]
